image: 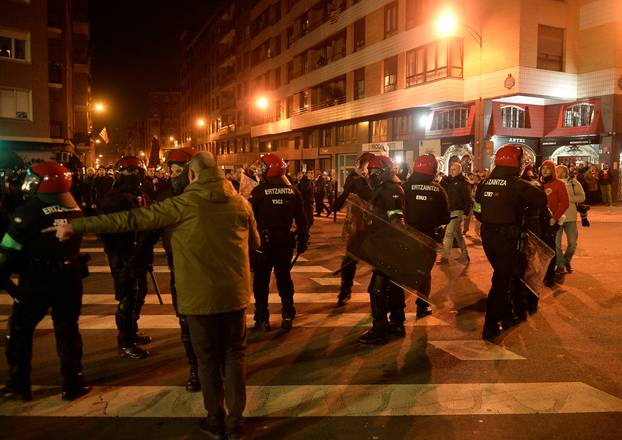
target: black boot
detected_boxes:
[358,327,388,345]
[186,366,201,392]
[0,384,32,402]
[134,333,152,345]
[336,290,351,307]
[388,322,406,337]
[253,319,271,332]
[482,322,502,341]
[118,344,150,359]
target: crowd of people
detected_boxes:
[0,146,616,439]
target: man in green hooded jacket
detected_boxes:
[46,152,260,440]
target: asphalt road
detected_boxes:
[0,206,621,439]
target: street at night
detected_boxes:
[1,209,621,439]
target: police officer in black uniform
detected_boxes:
[403,154,451,317]
[250,153,309,331]
[0,162,91,401]
[333,152,374,306]
[474,145,547,340]
[359,155,406,345]
[156,147,200,392]
[99,156,157,359]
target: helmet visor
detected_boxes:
[21,170,40,195]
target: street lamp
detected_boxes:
[436,9,482,47]
[255,96,269,111]
[196,118,206,127]
[94,102,106,113]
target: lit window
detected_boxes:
[384,56,397,92]
[384,2,398,37]
[563,103,593,127]
[501,106,526,128]
[354,68,365,100]
[431,108,469,130]
[0,87,31,120]
[406,39,463,87]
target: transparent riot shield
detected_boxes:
[519,230,556,297]
[343,194,438,300]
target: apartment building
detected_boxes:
[0,0,93,167]
[143,91,181,162]
[180,0,622,197]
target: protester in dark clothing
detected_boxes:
[314,172,330,216]
[599,164,613,206]
[296,171,315,228]
[439,163,471,264]
[92,167,114,210]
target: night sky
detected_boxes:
[89,1,226,135]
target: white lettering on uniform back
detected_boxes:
[265,188,294,195]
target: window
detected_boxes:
[353,18,365,52]
[563,103,594,127]
[501,106,526,128]
[384,2,398,37]
[371,119,388,142]
[538,25,564,72]
[335,124,345,144]
[354,67,365,100]
[406,0,431,29]
[406,38,463,87]
[384,56,397,92]
[0,87,31,120]
[431,108,469,130]
[0,29,29,61]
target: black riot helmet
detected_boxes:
[114,156,146,190]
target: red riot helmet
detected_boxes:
[254,153,287,177]
[354,152,376,170]
[115,156,146,173]
[494,145,523,168]
[412,154,438,177]
[21,161,73,195]
[166,147,196,165]
[367,155,395,185]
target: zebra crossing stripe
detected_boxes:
[0,313,447,329]
[79,249,308,262]
[0,293,370,306]
[0,382,620,417]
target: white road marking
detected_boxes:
[429,340,526,361]
[81,248,166,253]
[0,314,447,329]
[290,266,331,273]
[0,382,620,417]
[0,293,371,306]
[86,265,328,274]
[312,277,360,286]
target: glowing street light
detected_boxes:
[95,139,101,144]
[169,136,175,141]
[436,9,458,37]
[94,102,106,113]
[98,154,103,158]
[196,118,206,127]
[256,96,269,111]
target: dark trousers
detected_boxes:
[253,241,296,322]
[5,265,84,390]
[109,255,148,347]
[481,225,521,324]
[314,193,329,215]
[368,271,405,331]
[170,271,197,368]
[339,255,357,299]
[187,311,247,431]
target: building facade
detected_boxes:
[180,0,622,196]
[144,91,181,164]
[0,0,93,167]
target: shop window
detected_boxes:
[0,87,31,120]
[354,67,365,100]
[431,108,469,130]
[563,103,593,127]
[353,18,365,52]
[406,38,462,87]
[501,105,526,128]
[384,2,398,38]
[383,56,397,93]
[537,25,564,72]
[0,29,29,61]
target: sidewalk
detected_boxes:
[582,204,622,223]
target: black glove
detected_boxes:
[296,235,309,254]
[581,216,590,227]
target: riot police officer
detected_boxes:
[99,156,157,359]
[474,145,547,340]
[403,154,451,317]
[333,152,374,306]
[249,154,309,331]
[157,147,200,391]
[359,155,406,345]
[0,162,91,401]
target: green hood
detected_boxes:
[185,167,236,203]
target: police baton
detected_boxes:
[332,257,356,276]
[290,252,300,269]
[148,269,164,305]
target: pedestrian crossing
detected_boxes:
[1,226,622,436]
